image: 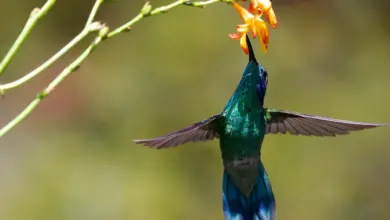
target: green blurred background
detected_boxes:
[0,0,389,219]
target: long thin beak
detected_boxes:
[246,35,258,64]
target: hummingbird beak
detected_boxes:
[246,35,258,65]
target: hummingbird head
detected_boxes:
[245,35,268,100]
[224,36,269,111]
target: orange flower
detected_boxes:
[248,0,278,28]
[229,2,269,54]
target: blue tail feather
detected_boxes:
[222,162,276,220]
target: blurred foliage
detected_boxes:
[0,0,389,219]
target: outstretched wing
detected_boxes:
[265,109,387,136]
[134,115,222,149]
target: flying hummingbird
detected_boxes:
[134,35,387,220]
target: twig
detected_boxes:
[86,0,105,27]
[0,0,104,93]
[0,29,90,92]
[0,24,107,137]
[107,0,233,39]
[0,0,56,76]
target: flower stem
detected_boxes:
[0,0,56,76]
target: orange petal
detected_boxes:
[266,8,278,28]
[251,19,257,38]
[240,34,249,54]
[232,2,254,22]
[248,2,256,14]
[251,16,266,39]
[237,24,249,28]
[252,30,257,39]
[229,33,242,40]
[254,18,269,52]
[236,24,250,33]
[252,0,272,11]
[256,8,263,16]
[259,37,268,53]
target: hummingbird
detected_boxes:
[134,35,387,220]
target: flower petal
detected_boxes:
[259,37,268,53]
[251,19,257,38]
[240,34,249,54]
[236,24,250,33]
[231,0,277,55]
[254,18,269,52]
[232,2,254,22]
[256,8,263,16]
[229,33,242,40]
[266,8,278,28]
[252,0,272,11]
[237,24,249,28]
[248,2,256,14]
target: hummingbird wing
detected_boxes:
[265,109,387,136]
[134,114,222,148]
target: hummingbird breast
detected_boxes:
[220,98,266,158]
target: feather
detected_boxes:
[223,161,276,220]
[134,114,221,148]
[265,109,387,136]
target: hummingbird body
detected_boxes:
[218,44,275,219]
[134,35,386,220]
[219,56,266,195]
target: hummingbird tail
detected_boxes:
[222,162,276,220]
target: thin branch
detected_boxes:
[107,0,233,39]
[86,0,105,27]
[0,0,105,92]
[0,0,56,76]
[0,29,90,92]
[0,27,106,137]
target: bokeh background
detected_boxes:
[0,0,389,219]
